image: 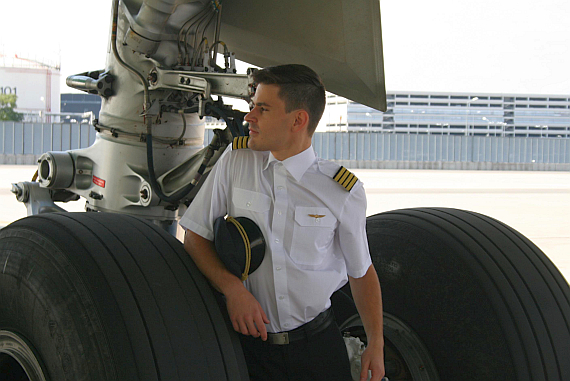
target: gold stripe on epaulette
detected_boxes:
[232,136,250,150]
[333,166,358,192]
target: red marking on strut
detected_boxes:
[93,175,106,188]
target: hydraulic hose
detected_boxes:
[111,0,150,111]
[145,132,219,204]
[207,104,245,136]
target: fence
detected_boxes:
[310,132,570,169]
[1,122,569,170]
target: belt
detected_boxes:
[266,308,334,345]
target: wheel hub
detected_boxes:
[0,330,48,381]
[341,313,440,381]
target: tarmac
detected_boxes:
[1,165,569,282]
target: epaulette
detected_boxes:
[333,166,358,192]
[232,136,250,150]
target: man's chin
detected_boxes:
[247,136,262,151]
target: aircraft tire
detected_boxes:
[363,207,570,381]
[0,212,248,381]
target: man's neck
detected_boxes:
[271,138,312,161]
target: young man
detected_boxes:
[180,64,385,381]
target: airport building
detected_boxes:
[321,91,570,138]
[0,53,61,123]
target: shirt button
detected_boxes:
[277,186,284,190]
[279,296,285,300]
[275,239,280,244]
[284,323,289,328]
[277,210,282,215]
[276,266,282,271]
[246,202,251,207]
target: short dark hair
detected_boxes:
[252,64,326,135]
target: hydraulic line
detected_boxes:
[145,130,221,204]
[111,0,150,112]
[207,104,244,137]
[178,5,210,64]
[211,2,223,65]
[184,10,211,65]
[191,10,216,68]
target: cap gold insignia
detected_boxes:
[333,166,358,192]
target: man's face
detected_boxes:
[244,83,296,155]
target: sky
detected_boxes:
[1,0,569,97]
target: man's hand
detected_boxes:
[225,286,270,340]
[184,230,270,339]
[360,340,385,381]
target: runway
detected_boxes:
[1,165,569,282]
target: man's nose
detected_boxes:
[244,109,256,122]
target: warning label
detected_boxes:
[93,175,106,188]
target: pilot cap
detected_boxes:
[214,216,266,281]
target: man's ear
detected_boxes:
[291,109,310,134]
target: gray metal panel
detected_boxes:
[71,124,80,150]
[53,124,62,151]
[62,124,72,151]
[33,124,43,155]
[0,123,4,154]
[220,0,386,111]
[14,123,23,155]
[349,133,357,160]
[370,133,378,161]
[89,127,97,146]
[22,124,32,155]
[81,125,90,148]
[4,122,14,154]
[43,124,52,154]
[329,133,337,160]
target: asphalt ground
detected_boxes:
[2,165,569,282]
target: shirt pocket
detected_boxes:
[290,206,337,266]
[231,188,271,214]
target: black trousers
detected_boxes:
[239,321,353,381]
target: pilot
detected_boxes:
[180,64,385,381]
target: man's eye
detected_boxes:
[260,107,267,112]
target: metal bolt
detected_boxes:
[140,189,149,200]
[11,184,22,197]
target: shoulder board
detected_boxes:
[333,166,358,192]
[232,136,250,150]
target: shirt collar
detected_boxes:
[264,146,316,182]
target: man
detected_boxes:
[180,64,385,381]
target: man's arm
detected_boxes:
[184,230,270,340]
[349,264,385,381]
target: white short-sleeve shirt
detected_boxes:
[179,145,372,333]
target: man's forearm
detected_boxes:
[349,265,384,345]
[349,264,385,380]
[184,229,271,339]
